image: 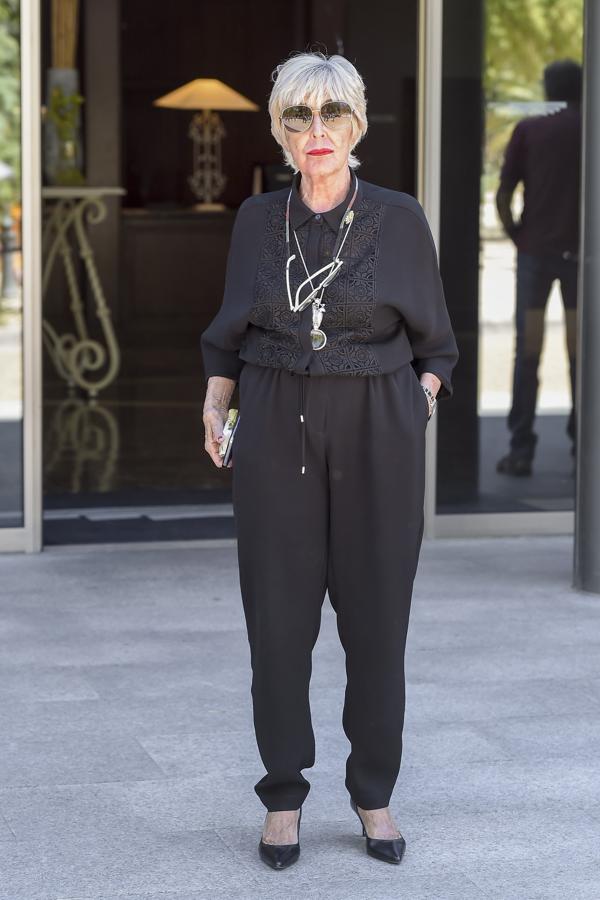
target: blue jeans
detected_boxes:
[508,250,578,458]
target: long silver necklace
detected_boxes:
[285,172,358,350]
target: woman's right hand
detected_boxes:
[203,405,228,467]
[203,376,236,468]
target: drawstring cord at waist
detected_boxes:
[299,374,306,475]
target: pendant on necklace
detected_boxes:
[310,328,327,350]
[311,303,327,350]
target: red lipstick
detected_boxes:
[307,149,333,155]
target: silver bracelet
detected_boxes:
[421,384,437,418]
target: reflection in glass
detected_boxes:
[0,0,24,528]
[438,0,584,514]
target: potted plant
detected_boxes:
[43,0,85,186]
[46,84,85,186]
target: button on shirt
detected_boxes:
[201,166,459,398]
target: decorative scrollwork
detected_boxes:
[44,396,120,492]
[42,189,123,398]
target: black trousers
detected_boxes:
[508,250,578,459]
[231,361,428,811]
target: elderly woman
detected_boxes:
[201,51,458,869]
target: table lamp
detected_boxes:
[154,78,259,211]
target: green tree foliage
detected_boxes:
[484,0,583,188]
[0,0,20,209]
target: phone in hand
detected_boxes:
[219,408,240,467]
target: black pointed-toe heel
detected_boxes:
[258,806,302,870]
[350,797,406,865]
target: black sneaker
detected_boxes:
[496,453,533,476]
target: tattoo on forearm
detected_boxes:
[204,377,235,413]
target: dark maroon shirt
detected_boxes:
[498,105,582,255]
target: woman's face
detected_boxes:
[283,96,354,179]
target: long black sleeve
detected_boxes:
[200,196,264,382]
[388,200,459,399]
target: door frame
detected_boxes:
[0,0,43,553]
[417,0,574,539]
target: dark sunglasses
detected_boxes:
[280,100,353,133]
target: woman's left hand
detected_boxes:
[419,372,441,418]
[203,376,236,467]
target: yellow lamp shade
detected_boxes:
[153,78,259,112]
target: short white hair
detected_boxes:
[268,51,368,173]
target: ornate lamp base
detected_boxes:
[188,109,227,207]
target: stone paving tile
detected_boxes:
[0,691,252,741]
[0,810,16,842]
[403,675,600,720]
[0,829,260,900]
[55,893,241,900]
[475,712,600,761]
[214,820,490,898]
[404,643,600,683]
[79,656,253,698]
[0,629,251,668]
[51,881,486,900]
[393,757,600,817]
[0,667,100,703]
[462,861,600,900]
[0,535,596,900]
[0,776,258,839]
[403,807,599,867]
[0,733,165,788]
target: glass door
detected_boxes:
[430,0,583,536]
[0,0,42,552]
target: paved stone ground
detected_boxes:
[0,535,599,900]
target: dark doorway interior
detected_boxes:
[41,0,419,544]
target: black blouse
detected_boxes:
[201,166,459,399]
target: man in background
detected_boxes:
[496,59,582,476]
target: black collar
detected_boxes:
[289,166,360,233]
